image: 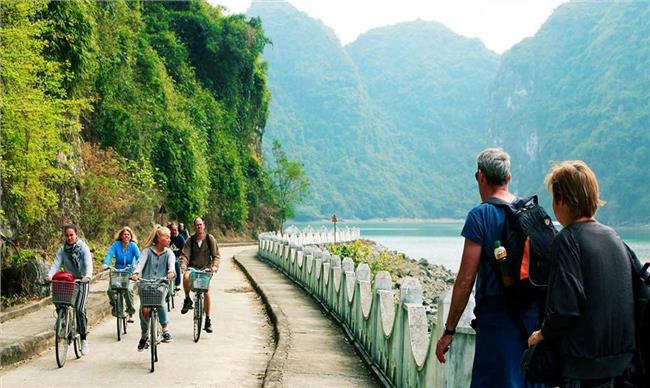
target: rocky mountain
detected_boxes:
[489,1,650,223]
[248,1,500,219]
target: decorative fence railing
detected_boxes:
[258,228,476,388]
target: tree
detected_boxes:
[268,140,309,232]
[0,0,84,239]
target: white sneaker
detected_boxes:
[81,340,89,355]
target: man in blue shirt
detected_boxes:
[435,148,540,387]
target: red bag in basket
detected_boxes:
[52,272,74,282]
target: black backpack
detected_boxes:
[627,244,650,387]
[486,195,558,304]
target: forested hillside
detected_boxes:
[251,0,648,224]
[247,1,415,219]
[248,2,499,220]
[489,1,650,224]
[1,0,277,255]
[347,21,499,217]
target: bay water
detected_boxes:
[289,221,650,272]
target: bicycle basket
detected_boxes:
[110,271,130,289]
[139,282,166,307]
[51,281,79,306]
[190,271,212,292]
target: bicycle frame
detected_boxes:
[137,277,167,373]
[50,280,83,368]
[109,266,132,341]
[187,268,212,343]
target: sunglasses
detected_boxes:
[475,171,480,181]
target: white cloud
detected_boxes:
[211,0,569,53]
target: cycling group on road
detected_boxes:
[47,217,221,356]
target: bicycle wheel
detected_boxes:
[193,294,203,343]
[116,293,123,341]
[72,309,81,359]
[54,308,68,368]
[150,310,157,373]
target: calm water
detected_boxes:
[289,221,650,272]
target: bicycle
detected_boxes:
[50,280,84,368]
[109,266,132,341]
[188,268,213,343]
[138,278,167,373]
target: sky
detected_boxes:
[209,0,570,53]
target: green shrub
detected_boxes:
[326,240,404,278]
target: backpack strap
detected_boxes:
[189,233,195,262]
[207,234,215,259]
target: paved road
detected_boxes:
[236,250,378,387]
[0,245,273,387]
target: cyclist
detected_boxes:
[102,226,140,322]
[46,224,93,355]
[167,222,185,292]
[179,217,220,333]
[178,223,190,240]
[131,225,175,351]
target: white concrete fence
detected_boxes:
[258,227,476,387]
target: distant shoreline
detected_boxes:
[287,218,465,224]
[287,218,650,228]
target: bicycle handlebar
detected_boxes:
[108,265,134,270]
[133,277,168,284]
[187,267,212,274]
[44,279,85,284]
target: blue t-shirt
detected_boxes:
[461,202,507,308]
[103,241,140,270]
[169,234,185,257]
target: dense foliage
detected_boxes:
[327,240,402,277]
[489,1,650,224]
[0,0,283,255]
[0,1,86,247]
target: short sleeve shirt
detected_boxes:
[461,202,507,307]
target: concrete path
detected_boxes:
[235,249,378,388]
[0,245,273,387]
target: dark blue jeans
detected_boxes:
[471,300,542,388]
[174,258,181,287]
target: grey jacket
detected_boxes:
[135,246,175,280]
[48,239,93,280]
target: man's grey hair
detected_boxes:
[476,148,511,185]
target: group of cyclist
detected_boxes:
[47,217,220,355]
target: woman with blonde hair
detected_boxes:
[103,226,140,322]
[131,225,175,351]
[528,161,637,387]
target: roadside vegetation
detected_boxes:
[0,0,308,308]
